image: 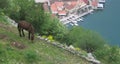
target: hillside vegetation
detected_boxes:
[0,21,90,64]
[1,0,120,64]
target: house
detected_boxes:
[50,1,67,17]
[64,0,87,14]
[54,2,64,11]
[50,3,58,14]
[58,10,67,16]
[65,1,77,11]
[91,0,98,9]
[83,0,89,5]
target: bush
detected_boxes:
[94,46,120,64]
[61,26,106,52]
[0,15,8,23]
[41,35,47,38]
[0,0,9,9]
[47,35,54,41]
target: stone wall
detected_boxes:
[37,36,101,64]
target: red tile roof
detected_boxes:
[71,1,77,6]
[50,0,88,15]
[54,2,64,7]
[51,2,65,13]
[51,3,58,13]
[92,0,98,7]
[58,10,67,15]
[83,0,89,4]
[65,1,77,10]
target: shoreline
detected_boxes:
[59,0,106,26]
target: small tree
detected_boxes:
[8,0,35,22]
[0,0,10,15]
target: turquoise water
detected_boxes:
[79,0,120,46]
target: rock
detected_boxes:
[86,53,101,64]
[11,42,26,49]
[68,45,75,50]
[6,16,18,27]
[87,53,95,59]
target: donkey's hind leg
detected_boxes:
[22,29,25,37]
[18,25,22,37]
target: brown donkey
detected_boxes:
[18,21,34,41]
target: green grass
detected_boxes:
[0,20,90,64]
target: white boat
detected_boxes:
[97,3,104,9]
[99,0,105,3]
[70,23,74,26]
[74,23,78,26]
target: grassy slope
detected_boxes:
[0,22,90,64]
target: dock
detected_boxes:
[60,9,93,26]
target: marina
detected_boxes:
[60,14,84,25]
[60,9,93,26]
[58,0,105,26]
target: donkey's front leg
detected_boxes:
[18,28,22,37]
[28,31,31,40]
[22,29,25,37]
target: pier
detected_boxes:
[60,5,93,26]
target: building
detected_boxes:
[35,0,48,3]
[98,0,105,3]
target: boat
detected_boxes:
[97,3,104,9]
[99,0,105,3]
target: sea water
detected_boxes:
[79,0,120,46]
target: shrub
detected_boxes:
[0,0,9,9]
[42,35,47,39]
[47,35,54,41]
[75,47,80,51]
[0,15,8,23]
[94,46,120,64]
[61,26,106,52]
